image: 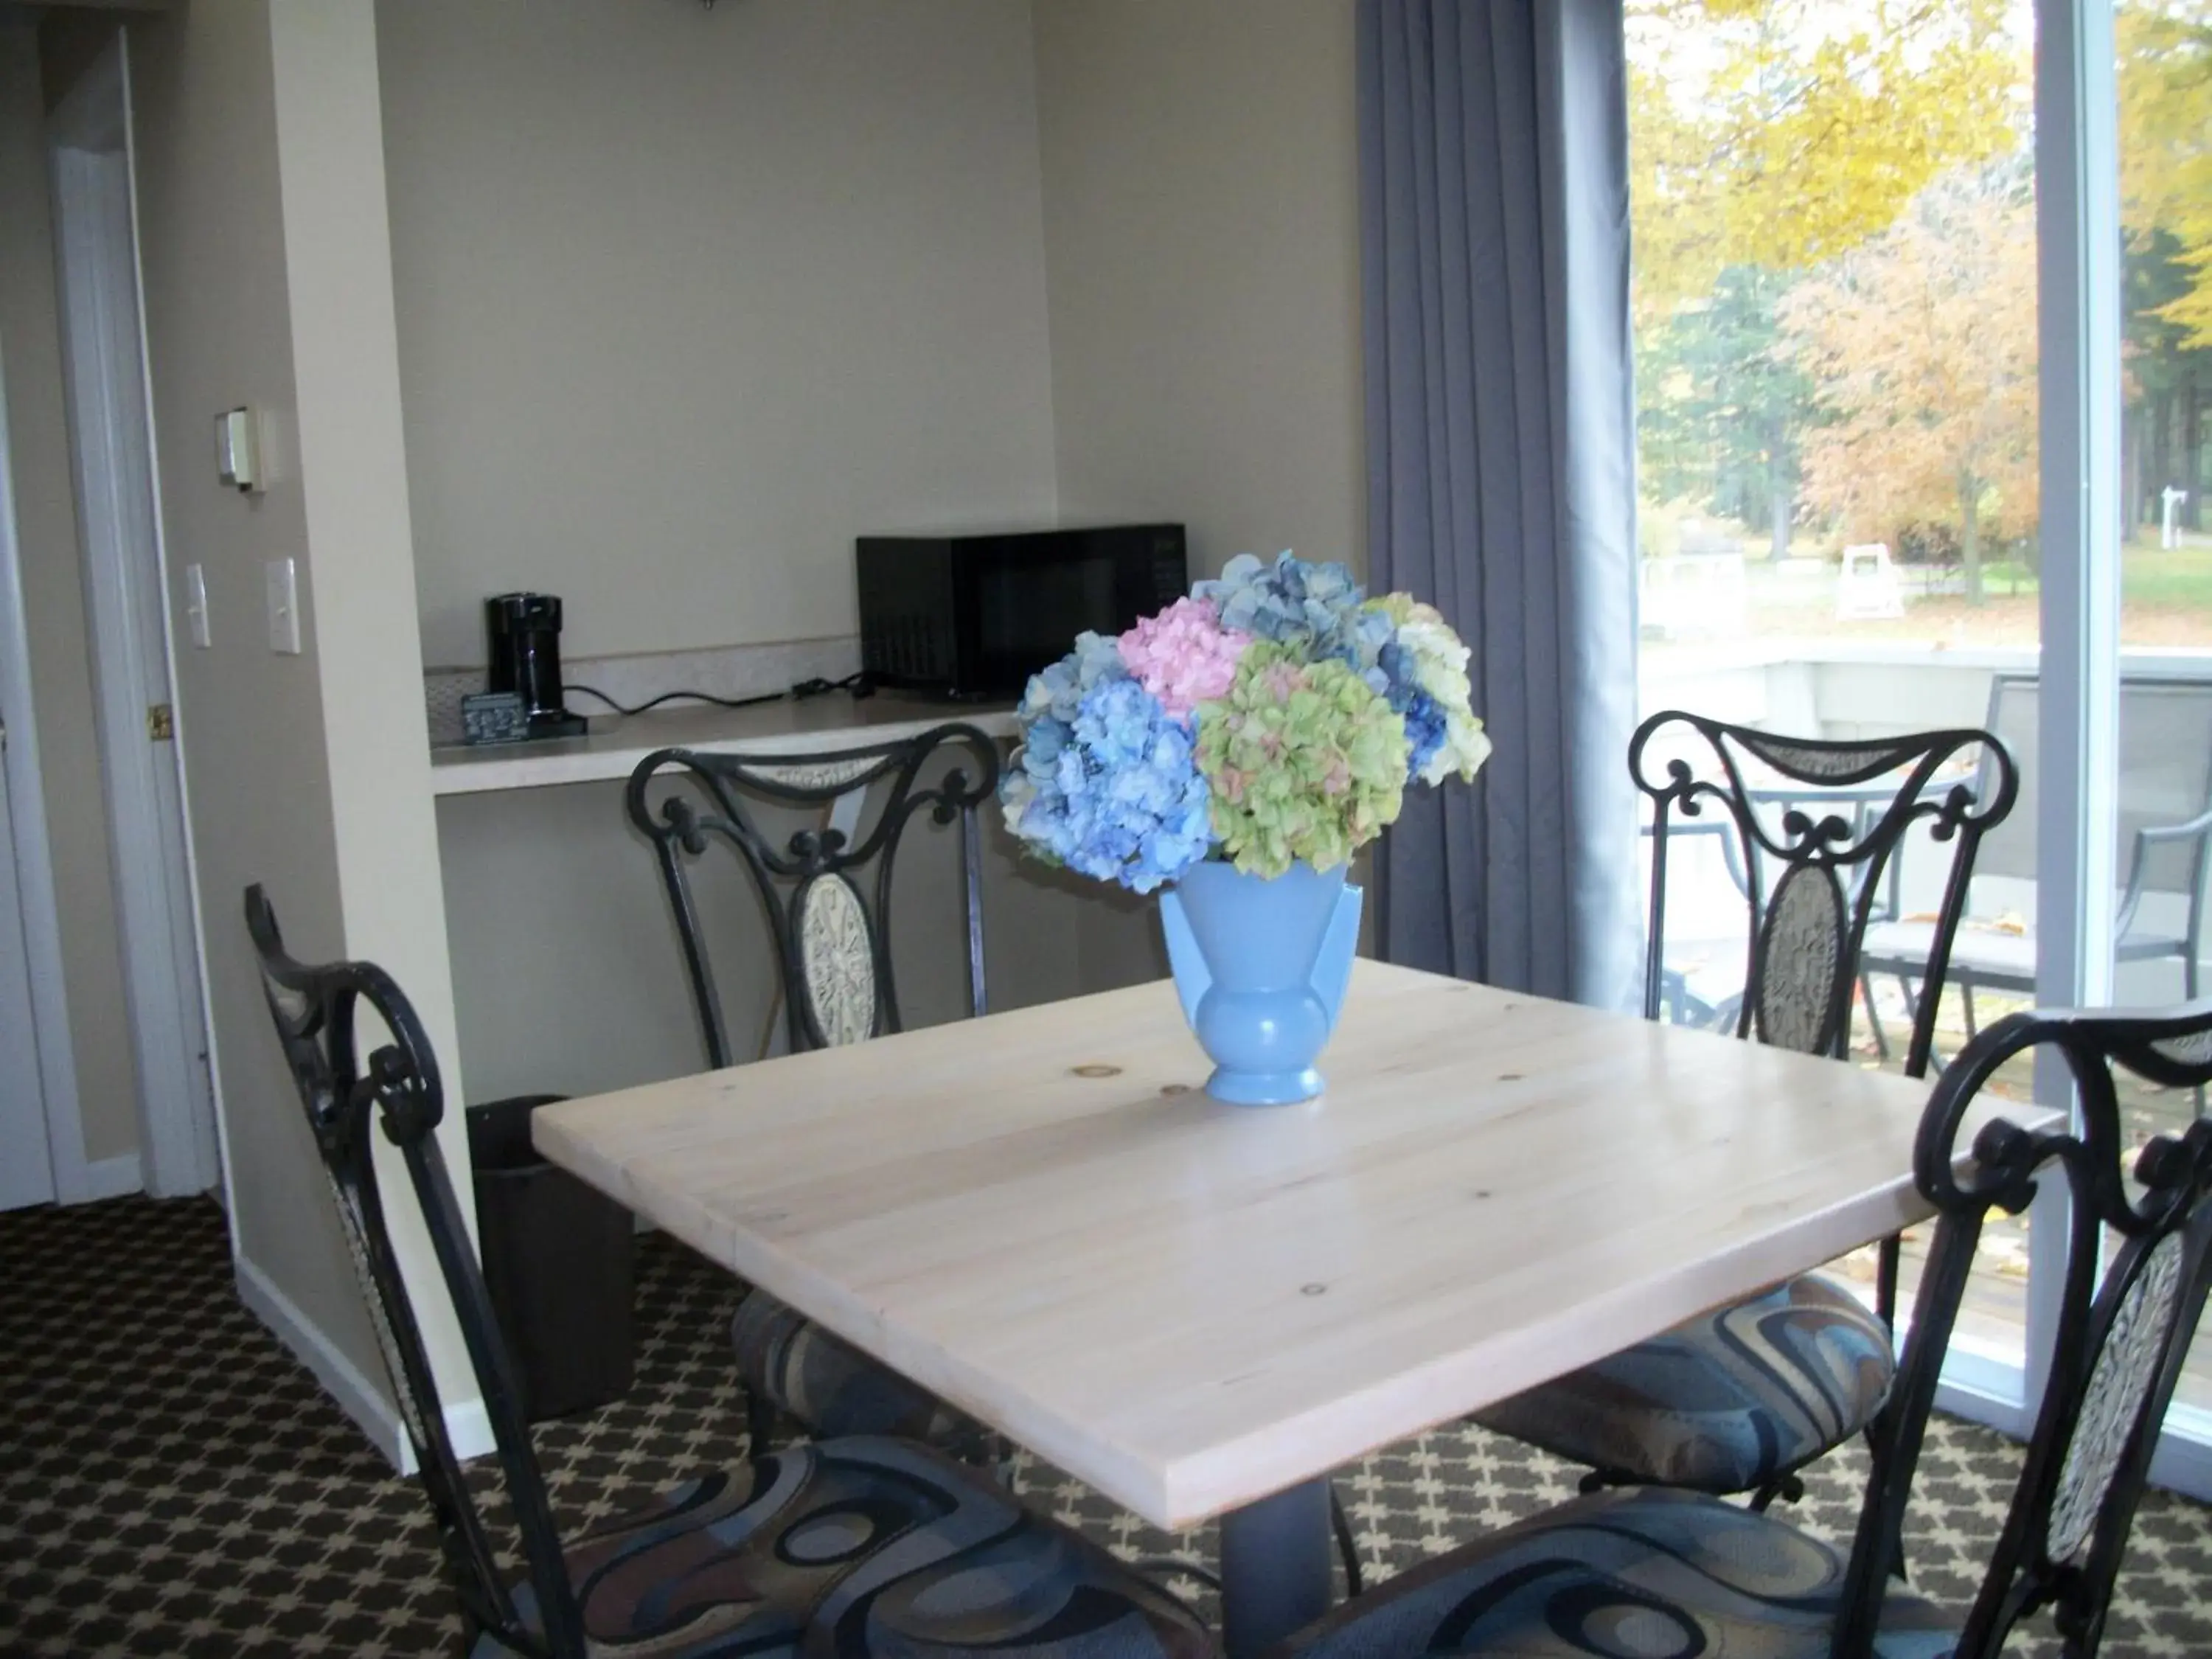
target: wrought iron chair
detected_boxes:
[243,883,1213,1659]
[625,728,1002,1456]
[1863,674,2212,1054]
[1646,815,1756,1029]
[627,723,1001,1064]
[1284,1001,2212,1659]
[1475,711,2017,1510]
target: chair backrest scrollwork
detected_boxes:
[625,724,999,1068]
[1630,710,2018,1081]
[244,886,588,1658]
[1833,1003,2212,1659]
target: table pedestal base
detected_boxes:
[1219,1478,1335,1659]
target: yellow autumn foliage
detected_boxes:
[1782,182,2041,574]
[1629,0,2021,319]
[2120,0,2212,347]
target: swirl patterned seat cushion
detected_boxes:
[1276,1486,1955,1659]
[734,1288,986,1448]
[1473,1274,1896,1493]
[477,1435,1214,1659]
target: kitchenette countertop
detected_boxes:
[429,693,1018,796]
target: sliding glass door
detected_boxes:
[2105,0,2212,1493]
[1626,0,2212,1496]
[1625,0,2048,1402]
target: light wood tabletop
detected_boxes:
[533,959,2000,1534]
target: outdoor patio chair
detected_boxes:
[1287,1000,2212,1659]
[1476,709,2017,1511]
[1861,674,2212,1057]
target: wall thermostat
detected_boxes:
[215,407,262,493]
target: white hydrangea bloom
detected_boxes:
[1422,707,1493,786]
[1380,608,1485,785]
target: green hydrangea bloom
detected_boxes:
[1194,641,1409,877]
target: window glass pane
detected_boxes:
[2118,0,2212,1423]
[1627,0,2039,1369]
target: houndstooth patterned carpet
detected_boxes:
[4,1194,2209,1657]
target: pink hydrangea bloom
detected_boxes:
[1118,597,1250,718]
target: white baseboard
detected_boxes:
[236,1255,409,1469]
[1936,1344,2212,1503]
[234,1255,497,1474]
[443,1397,495,1464]
[69,1153,142,1203]
[2149,1405,2212,1502]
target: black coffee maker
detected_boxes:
[485,593,588,740]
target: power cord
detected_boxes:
[791,671,876,700]
[563,671,875,719]
[563,684,785,717]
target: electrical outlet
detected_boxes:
[265,557,302,655]
[184,564,211,648]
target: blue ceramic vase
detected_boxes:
[1158,860,1363,1105]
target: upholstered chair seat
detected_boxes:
[475,1436,1213,1659]
[1473,714,2017,1509]
[1279,1001,2212,1659]
[244,887,1210,1659]
[1275,1487,1955,1659]
[1474,1273,1896,1494]
[731,1288,983,1448]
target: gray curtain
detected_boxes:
[1358,0,1641,1009]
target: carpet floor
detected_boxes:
[3,1194,2208,1657]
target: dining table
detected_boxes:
[532,956,2011,1659]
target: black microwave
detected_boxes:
[857,524,1188,700]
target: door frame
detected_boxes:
[2020,0,2212,1503]
[49,36,220,1200]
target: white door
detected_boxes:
[0,679,58,1211]
[51,38,218,1198]
[0,365,58,1211]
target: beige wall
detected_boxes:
[1033,0,1365,585]
[133,0,377,1385]
[439,773,1094,1105]
[133,0,477,1450]
[269,0,479,1417]
[422,1,1371,1045]
[0,21,142,1169]
[375,0,1062,669]
[1033,0,1364,987]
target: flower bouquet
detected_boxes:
[1000,552,1489,1105]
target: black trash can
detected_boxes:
[467,1094,635,1422]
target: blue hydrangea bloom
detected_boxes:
[1009,630,1129,773]
[1196,552,1377,663]
[1019,630,1127,725]
[1375,640,1424,710]
[1341,607,1399,693]
[1399,689,1447,782]
[1001,676,1211,893]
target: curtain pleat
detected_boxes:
[1358,0,1640,1008]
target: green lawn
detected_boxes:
[1952,544,2212,606]
[1668,530,2212,647]
[2118,543,2212,610]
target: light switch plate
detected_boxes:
[265,557,301,655]
[184,564,211,648]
